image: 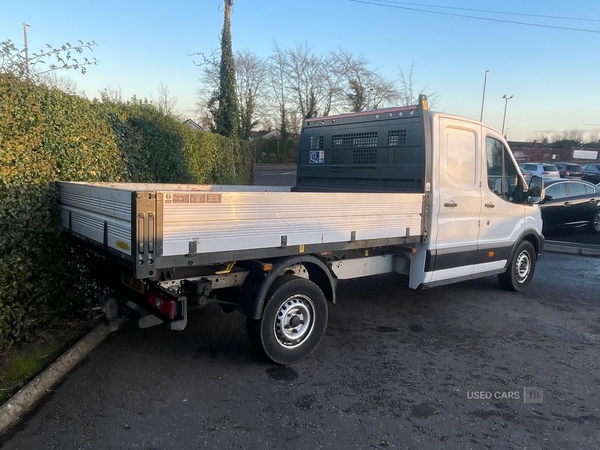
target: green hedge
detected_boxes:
[0,75,253,349]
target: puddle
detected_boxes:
[266,366,299,381]
[411,402,435,418]
[524,318,585,343]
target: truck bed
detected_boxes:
[58,182,424,278]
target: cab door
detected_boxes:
[429,118,481,282]
[477,133,526,272]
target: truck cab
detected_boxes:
[414,112,542,290]
[296,95,544,292]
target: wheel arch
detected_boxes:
[506,230,544,269]
[238,255,336,320]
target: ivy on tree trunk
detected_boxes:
[212,4,239,138]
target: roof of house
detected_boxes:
[182,119,202,130]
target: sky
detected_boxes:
[2,0,600,141]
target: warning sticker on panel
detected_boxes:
[173,194,190,203]
[190,194,206,203]
[309,150,325,164]
[207,194,222,203]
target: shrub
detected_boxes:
[0,76,253,349]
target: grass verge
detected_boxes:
[0,322,94,404]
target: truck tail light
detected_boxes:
[147,290,177,319]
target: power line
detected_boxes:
[347,0,600,34]
[373,0,600,23]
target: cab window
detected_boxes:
[445,128,476,186]
[486,137,520,202]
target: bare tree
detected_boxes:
[334,49,375,111]
[194,41,440,138]
[530,131,550,145]
[283,43,330,118]
[549,131,564,143]
[564,128,584,143]
[346,79,367,112]
[235,49,268,139]
[398,64,440,108]
[38,72,79,94]
[369,74,401,109]
[587,131,600,144]
[267,42,293,160]
[268,41,289,131]
[194,49,220,121]
[98,86,123,103]
[155,81,179,117]
[550,128,584,144]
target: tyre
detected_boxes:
[247,275,328,364]
[498,241,536,292]
[589,210,600,234]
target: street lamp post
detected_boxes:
[501,94,513,137]
[23,22,30,79]
[480,70,490,122]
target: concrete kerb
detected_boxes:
[0,322,118,434]
[544,240,600,257]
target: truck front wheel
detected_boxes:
[247,275,328,364]
[498,241,536,292]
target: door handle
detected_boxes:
[484,202,495,208]
[563,202,572,207]
[590,199,598,204]
[444,201,457,208]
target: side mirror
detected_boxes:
[527,176,545,204]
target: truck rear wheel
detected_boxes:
[498,241,536,292]
[247,275,328,364]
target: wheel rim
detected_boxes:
[594,212,600,232]
[273,295,315,349]
[515,250,531,283]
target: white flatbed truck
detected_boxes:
[58,96,544,364]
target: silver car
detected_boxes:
[519,163,560,179]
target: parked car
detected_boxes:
[540,179,600,233]
[554,162,583,179]
[519,163,560,179]
[581,163,600,184]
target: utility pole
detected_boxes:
[23,22,30,79]
[480,70,489,122]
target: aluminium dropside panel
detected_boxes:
[58,182,425,279]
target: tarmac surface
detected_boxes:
[1,251,599,450]
[2,165,599,448]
